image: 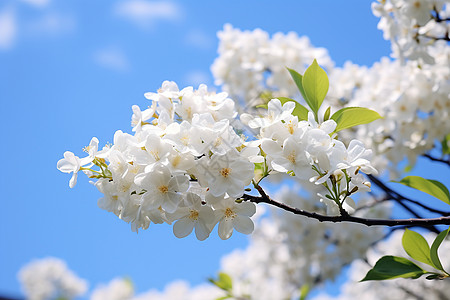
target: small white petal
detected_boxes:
[194,221,211,241]
[218,219,234,240]
[173,218,195,238]
[233,215,254,235]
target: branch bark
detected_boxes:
[242,191,450,228]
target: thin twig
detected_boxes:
[422,153,450,167]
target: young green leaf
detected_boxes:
[276,97,309,121]
[299,284,310,300]
[402,229,434,267]
[394,176,450,206]
[301,59,329,114]
[286,67,310,108]
[331,107,382,133]
[217,272,233,291]
[256,104,268,109]
[430,227,450,272]
[323,106,331,121]
[208,272,233,292]
[361,256,427,281]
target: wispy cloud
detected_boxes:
[0,8,17,50]
[184,29,213,50]
[114,0,181,29]
[19,0,51,8]
[93,47,131,72]
[25,13,76,36]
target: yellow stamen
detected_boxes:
[158,185,169,194]
[224,207,236,219]
[220,168,231,178]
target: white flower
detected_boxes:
[197,151,254,198]
[247,98,295,129]
[171,193,215,241]
[134,165,189,213]
[134,133,172,172]
[57,151,93,188]
[131,103,156,132]
[261,137,312,180]
[213,197,256,240]
[336,140,378,175]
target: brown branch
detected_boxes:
[242,193,450,228]
[423,153,450,167]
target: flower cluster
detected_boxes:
[211,24,334,102]
[18,257,88,300]
[58,78,377,240]
[242,99,377,214]
[211,21,450,174]
[58,81,259,240]
[372,0,449,64]
[328,55,450,172]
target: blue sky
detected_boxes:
[3,0,445,298]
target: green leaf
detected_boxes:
[214,272,232,291]
[286,68,310,108]
[361,256,426,281]
[331,107,382,133]
[302,59,329,114]
[215,297,231,300]
[299,284,310,300]
[277,97,309,121]
[395,176,450,206]
[256,104,268,109]
[430,227,450,272]
[402,229,434,267]
[323,106,331,121]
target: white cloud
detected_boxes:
[25,13,76,36]
[19,0,51,8]
[93,47,131,72]
[114,0,181,29]
[184,29,213,50]
[184,70,211,87]
[0,8,17,50]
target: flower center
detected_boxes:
[189,210,199,221]
[181,135,189,146]
[286,122,295,134]
[213,138,223,147]
[172,155,181,167]
[224,207,236,219]
[186,107,193,119]
[220,167,231,178]
[158,185,169,194]
[287,151,296,164]
[150,150,160,161]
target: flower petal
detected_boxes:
[218,219,234,240]
[173,218,195,238]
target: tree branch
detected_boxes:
[368,174,450,220]
[422,153,450,167]
[242,192,450,228]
